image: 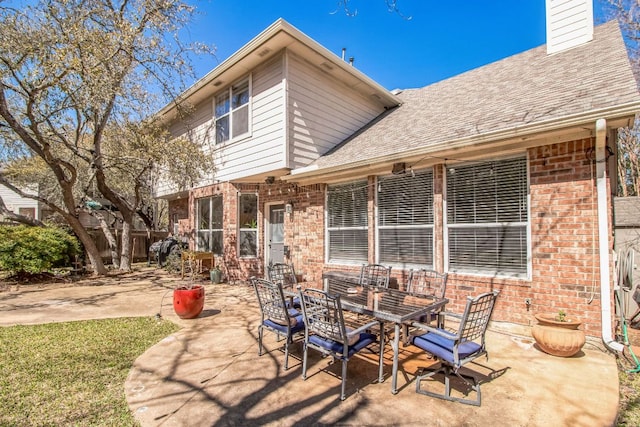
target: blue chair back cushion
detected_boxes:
[412,331,482,364]
[309,332,377,359]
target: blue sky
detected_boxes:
[184,1,609,91]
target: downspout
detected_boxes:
[596,118,624,352]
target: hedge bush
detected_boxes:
[0,225,81,274]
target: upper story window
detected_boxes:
[326,180,368,264]
[377,169,434,267]
[239,193,258,257]
[196,196,223,255]
[215,78,250,144]
[446,157,529,277]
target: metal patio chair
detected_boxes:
[403,269,449,344]
[359,263,392,288]
[298,288,384,400]
[267,263,300,308]
[268,263,298,289]
[251,277,305,370]
[411,290,500,406]
[407,269,448,299]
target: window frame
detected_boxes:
[214,76,251,145]
[325,180,369,264]
[238,193,258,258]
[195,196,224,255]
[444,155,530,279]
[375,169,435,269]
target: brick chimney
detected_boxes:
[546,0,594,54]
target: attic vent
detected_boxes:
[213,80,223,87]
[320,62,334,71]
[257,47,272,57]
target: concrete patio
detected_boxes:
[0,267,620,426]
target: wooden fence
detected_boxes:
[88,230,169,263]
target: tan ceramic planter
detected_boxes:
[531,313,586,357]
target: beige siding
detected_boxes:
[156,55,286,197]
[208,55,286,183]
[0,184,40,219]
[287,51,385,168]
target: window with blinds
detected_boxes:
[446,157,528,276]
[377,169,434,267]
[327,181,368,263]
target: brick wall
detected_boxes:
[169,198,189,237]
[439,138,607,337]
[168,136,613,337]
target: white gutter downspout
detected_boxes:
[596,118,624,352]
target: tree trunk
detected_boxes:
[95,213,120,269]
[119,220,132,271]
[66,215,108,275]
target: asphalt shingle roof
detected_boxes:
[311,21,640,170]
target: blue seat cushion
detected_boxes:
[412,330,482,364]
[264,309,305,335]
[309,332,376,358]
[286,296,301,309]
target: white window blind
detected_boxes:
[327,181,368,263]
[377,170,434,267]
[446,157,528,276]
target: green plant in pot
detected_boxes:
[531,309,585,357]
[173,256,205,319]
[210,266,222,284]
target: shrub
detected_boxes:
[0,225,81,274]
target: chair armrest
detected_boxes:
[410,321,459,340]
[439,311,462,320]
[348,320,380,336]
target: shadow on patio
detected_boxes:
[126,281,619,426]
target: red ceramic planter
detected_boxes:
[173,285,205,319]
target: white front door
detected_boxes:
[267,204,285,266]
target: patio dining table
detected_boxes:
[322,271,448,394]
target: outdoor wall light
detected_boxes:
[285,202,293,214]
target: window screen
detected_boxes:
[196,196,223,255]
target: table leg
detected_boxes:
[378,321,385,383]
[391,323,400,394]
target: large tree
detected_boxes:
[601,0,640,196]
[0,0,212,273]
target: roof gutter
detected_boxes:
[596,118,623,352]
[286,101,640,182]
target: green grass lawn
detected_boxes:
[618,350,640,426]
[0,317,179,426]
[2,313,640,425]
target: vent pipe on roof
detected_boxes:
[349,57,354,66]
[341,47,346,61]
